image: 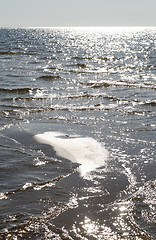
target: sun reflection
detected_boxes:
[119,205,127,212]
[82,216,98,234]
[72,216,115,239]
[110,201,133,237]
[71,199,138,239]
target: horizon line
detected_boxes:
[0,25,156,29]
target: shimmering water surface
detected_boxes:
[0,27,156,239]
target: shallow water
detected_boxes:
[0,27,156,239]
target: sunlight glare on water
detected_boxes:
[0,27,155,239]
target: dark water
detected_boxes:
[0,27,156,239]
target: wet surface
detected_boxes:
[0,27,156,239]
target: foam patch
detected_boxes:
[34,132,108,176]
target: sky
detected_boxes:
[0,0,156,28]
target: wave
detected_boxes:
[67,63,87,68]
[0,51,36,56]
[72,56,92,60]
[82,81,110,88]
[0,103,116,119]
[61,92,117,100]
[143,101,156,106]
[76,63,87,68]
[31,103,117,112]
[1,92,118,105]
[0,175,63,200]
[39,56,57,60]
[38,75,61,80]
[97,56,122,61]
[0,88,34,94]
[1,101,154,120]
[69,69,87,74]
[0,51,24,55]
[80,80,156,89]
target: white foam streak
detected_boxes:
[34,132,108,176]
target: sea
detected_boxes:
[0,27,156,240]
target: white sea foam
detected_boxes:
[34,132,109,176]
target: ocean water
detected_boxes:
[0,27,156,239]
